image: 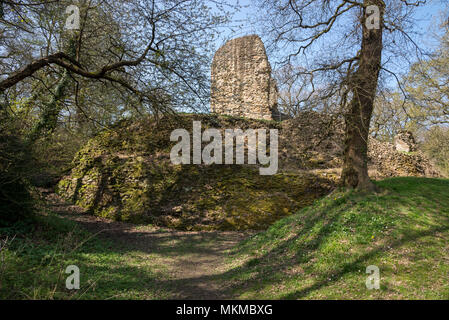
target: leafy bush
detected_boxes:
[422,126,449,177]
[0,127,35,231]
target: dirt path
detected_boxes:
[44,191,252,299]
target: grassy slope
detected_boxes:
[1,177,448,299]
[221,177,449,299]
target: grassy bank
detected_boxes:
[1,177,448,299]
[221,177,449,299]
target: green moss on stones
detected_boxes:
[57,114,334,230]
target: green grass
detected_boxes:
[219,177,449,299]
[0,213,170,299]
[2,177,448,299]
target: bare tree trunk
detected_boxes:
[341,0,384,191]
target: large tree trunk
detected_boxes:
[341,0,384,191]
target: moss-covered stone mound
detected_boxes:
[57,113,439,230]
[57,114,335,230]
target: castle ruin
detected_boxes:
[210,35,280,121]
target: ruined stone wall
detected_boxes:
[210,35,279,121]
[394,130,417,153]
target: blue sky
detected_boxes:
[213,0,448,63]
[209,0,448,90]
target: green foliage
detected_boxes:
[0,118,35,230]
[422,126,449,177]
[28,127,89,188]
[403,22,449,128]
[372,21,449,141]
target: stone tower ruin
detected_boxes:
[210,35,280,121]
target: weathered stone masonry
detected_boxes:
[210,35,280,121]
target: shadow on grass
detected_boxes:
[31,177,449,299]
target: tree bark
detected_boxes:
[341,0,384,191]
[26,39,77,144]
